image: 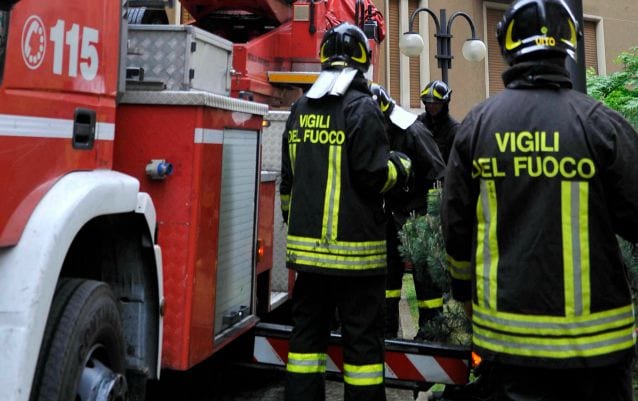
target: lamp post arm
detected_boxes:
[447,11,478,39]
[408,7,440,33]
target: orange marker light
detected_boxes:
[471,351,482,368]
[257,239,264,262]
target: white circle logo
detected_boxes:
[21,15,46,70]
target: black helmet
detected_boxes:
[369,83,395,118]
[496,0,581,66]
[320,23,371,73]
[420,80,451,105]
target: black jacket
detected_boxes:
[385,119,445,220]
[280,77,395,276]
[417,108,460,162]
[441,61,638,368]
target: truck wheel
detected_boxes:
[32,279,128,401]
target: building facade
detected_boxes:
[375,0,638,120]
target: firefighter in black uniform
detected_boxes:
[441,1,638,400]
[368,83,446,340]
[280,23,412,401]
[417,80,460,163]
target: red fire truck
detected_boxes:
[0,0,471,400]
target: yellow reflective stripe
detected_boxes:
[475,180,499,309]
[320,145,343,242]
[473,323,635,359]
[563,19,577,47]
[281,194,291,212]
[562,181,590,317]
[343,363,384,386]
[287,235,386,255]
[286,352,327,374]
[320,43,328,63]
[381,160,398,193]
[561,181,574,315]
[350,42,369,64]
[446,254,472,280]
[579,182,591,314]
[287,249,386,270]
[473,303,634,336]
[289,143,297,174]
[505,19,522,51]
[386,289,401,299]
[418,297,444,309]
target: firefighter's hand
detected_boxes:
[389,151,412,189]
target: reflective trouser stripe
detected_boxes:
[343,363,384,386]
[476,180,499,309]
[322,145,342,241]
[417,297,444,309]
[286,352,327,374]
[386,289,401,299]
[562,181,591,316]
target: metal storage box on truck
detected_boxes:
[127,24,233,94]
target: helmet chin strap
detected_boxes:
[306,68,359,99]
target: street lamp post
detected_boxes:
[399,8,486,84]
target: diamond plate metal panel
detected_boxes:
[261,111,290,293]
[127,25,232,94]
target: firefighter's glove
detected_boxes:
[389,151,412,191]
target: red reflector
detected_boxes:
[257,239,264,262]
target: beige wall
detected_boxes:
[583,0,638,74]
[376,0,638,121]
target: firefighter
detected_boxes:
[368,83,446,340]
[417,80,460,163]
[280,23,412,401]
[441,1,638,400]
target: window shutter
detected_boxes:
[388,0,401,100]
[583,20,598,74]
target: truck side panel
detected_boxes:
[115,91,268,369]
[0,0,121,245]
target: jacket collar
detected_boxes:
[502,60,573,90]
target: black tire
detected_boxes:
[31,279,127,401]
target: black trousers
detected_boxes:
[489,357,635,401]
[284,272,386,401]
